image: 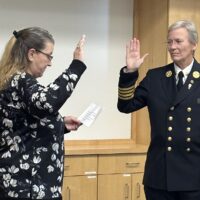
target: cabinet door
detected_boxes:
[62,175,97,200]
[132,173,146,200]
[98,174,132,200]
[64,155,97,176]
[98,154,146,174]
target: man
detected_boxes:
[118,20,200,200]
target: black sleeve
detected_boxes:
[117,66,149,113]
[16,59,86,118]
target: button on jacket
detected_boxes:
[118,59,200,191]
[0,59,86,199]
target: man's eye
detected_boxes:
[167,41,172,45]
[176,40,183,43]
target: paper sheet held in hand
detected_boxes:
[78,103,102,127]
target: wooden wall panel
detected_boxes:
[133,0,168,145]
[168,0,200,62]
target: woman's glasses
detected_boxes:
[35,49,53,61]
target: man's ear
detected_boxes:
[27,48,36,61]
[192,43,197,51]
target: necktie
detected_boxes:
[177,71,184,91]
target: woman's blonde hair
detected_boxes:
[0,27,54,90]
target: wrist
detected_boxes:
[124,67,137,73]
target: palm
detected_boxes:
[126,38,148,70]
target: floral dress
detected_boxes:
[0,60,86,200]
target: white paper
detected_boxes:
[78,103,102,127]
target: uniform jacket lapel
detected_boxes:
[161,63,177,103]
[172,59,200,106]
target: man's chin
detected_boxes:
[171,57,181,62]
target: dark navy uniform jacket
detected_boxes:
[118,59,200,191]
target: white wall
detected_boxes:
[0,0,133,140]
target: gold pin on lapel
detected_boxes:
[166,70,172,77]
[192,71,200,79]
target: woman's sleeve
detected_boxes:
[17,59,86,117]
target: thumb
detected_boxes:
[141,53,149,61]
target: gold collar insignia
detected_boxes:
[166,70,172,77]
[192,71,200,79]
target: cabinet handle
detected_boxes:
[84,171,97,175]
[64,165,70,170]
[66,186,71,200]
[124,183,129,199]
[126,162,140,168]
[136,182,140,198]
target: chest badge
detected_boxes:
[192,71,200,79]
[166,70,172,77]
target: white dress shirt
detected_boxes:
[174,60,194,84]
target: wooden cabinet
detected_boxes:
[98,154,145,174]
[98,174,132,200]
[63,176,97,200]
[62,155,98,200]
[98,154,146,200]
[98,173,144,200]
[64,155,97,176]
[132,173,146,200]
[62,152,146,200]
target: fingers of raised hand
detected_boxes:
[76,34,86,49]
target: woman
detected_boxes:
[0,27,86,199]
[118,20,200,200]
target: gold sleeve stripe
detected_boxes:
[118,85,135,100]
[118,94,134,100]
[119,86,135,94]
[118,85,135,91]
[118,88,135,94]
[118,92,134,97]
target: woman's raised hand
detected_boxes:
[73,34,86,62]
[126,38,148,71]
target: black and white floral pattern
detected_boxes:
[0,60,86,200]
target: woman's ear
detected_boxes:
[27,48,36,61]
